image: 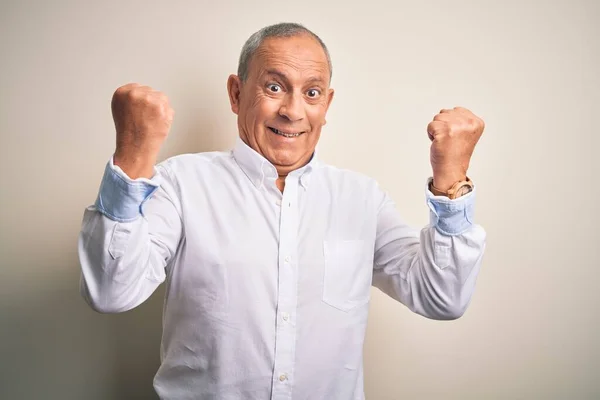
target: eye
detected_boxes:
[306,89,321,98]
[267,84,281,93]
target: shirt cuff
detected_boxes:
[94,157,160,222]
[425,177,476,236]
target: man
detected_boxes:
[79,22,486,400]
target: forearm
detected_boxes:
[113,147,157,180]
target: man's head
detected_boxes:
[227,23,334,177]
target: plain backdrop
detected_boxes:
[1,1,598,399]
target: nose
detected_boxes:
[279,91,304,122]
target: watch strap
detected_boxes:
[430,177,474,199]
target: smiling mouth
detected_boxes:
[268,127,304,138]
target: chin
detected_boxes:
[265,149,302,167]
[269,154,299,167]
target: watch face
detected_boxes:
[456,185,473,197]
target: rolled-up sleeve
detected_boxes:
[426,177,476,236]
[94,158,160,222]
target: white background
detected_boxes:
[0,1,598,398]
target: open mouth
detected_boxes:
[268,127,304,138]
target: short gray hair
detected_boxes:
[237,22,332,82]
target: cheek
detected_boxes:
[249,91,265,109]
[307,103,328,125]
[249,95,279,122]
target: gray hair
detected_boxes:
[237,22,332,82]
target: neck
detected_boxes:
[276,175,286,192]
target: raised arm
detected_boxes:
[372,106,486,319]
[78,84,181,313]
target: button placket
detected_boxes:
[270,176,300,399]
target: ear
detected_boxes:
[227,74,242,114]
[323,88,335,125]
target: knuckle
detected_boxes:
[143,93,160,107]
[477,116,485,127]
[127,88,144,101]
[117,83,139,95]
[114,86,125,97]
[114,85,129,98]
[448,123,459,136]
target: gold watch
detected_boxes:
[429,177,474,199]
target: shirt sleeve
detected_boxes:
[93,157,160,222]
[372,178,486,320]
[425,177,475,236]
[78,157,183,313]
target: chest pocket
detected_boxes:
[323,240,374,312]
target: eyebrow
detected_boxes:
[264,69,326,86]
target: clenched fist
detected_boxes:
[112,83,174,179]
[427,107,485,191]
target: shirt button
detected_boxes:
[282,312,289,321]
[279,374,287,382]
[284,255,291,263]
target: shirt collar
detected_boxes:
[232,137,319,190]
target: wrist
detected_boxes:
[429,176,474,200]
[113,149,156,180]
[432,173,467,192]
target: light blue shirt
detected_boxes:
[79,138,486,400]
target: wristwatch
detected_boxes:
[429,177,474,199]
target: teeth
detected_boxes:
[271,127,302,138]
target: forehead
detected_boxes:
[251,35,330,82]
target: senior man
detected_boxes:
[79,22,486,400]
